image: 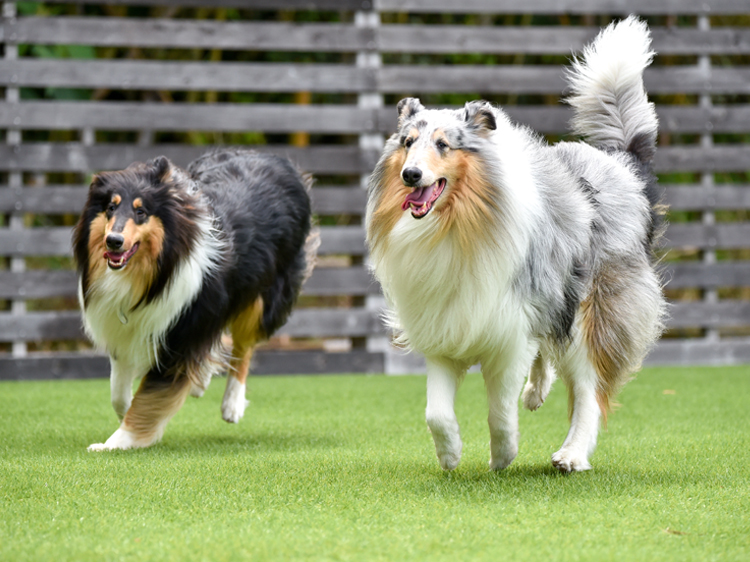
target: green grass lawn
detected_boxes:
[1,366,749,562]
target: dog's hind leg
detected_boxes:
[483,345,537,471]
[222,297,265,424]
[425,357,467,471]
[522,352,556,412]
[551,335,600,472]
[88,370,192,451]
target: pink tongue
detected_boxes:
[402,184,434,210]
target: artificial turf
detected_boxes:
[1,365,749,562]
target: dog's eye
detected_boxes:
[106,203,117,214]
[404,138,414,149]
[436,139,449,151]
[135,208,147,220]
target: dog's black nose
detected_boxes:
[402,167,423,186]
[106,233,125,250]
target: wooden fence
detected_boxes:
[1,0,749,380]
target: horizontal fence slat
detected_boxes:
[36,0,370,9]
[0,311,83,341]
[375,0,750,15]
[0,225,365,257]
[303,267,379,296]
[0,144,377,174]
[663,262,750,290]
[668,301,750,329]
[648,338,750,365]
[0,59,374,93]
[0,350,385,380]
[380,26,750,56]
[665,223,750,250]
[0,270,78,299]
[311,187,368,215]
[654,146,750,173]
[664,185,750,211]
[0,186,86,214]
[2,60,749,95]
[6,18,375,52]
[5,102,750,136]
[379,66,750,95]
[12,18,750,56]
[0,101,381,134]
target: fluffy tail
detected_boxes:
[299,172,320,284]
[566,16,658,166]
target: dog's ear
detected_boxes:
[88,173,108,191]
[463,101,497,134]
[397,98,425,129]
[148,155,174,182]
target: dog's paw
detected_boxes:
[221,378,247,423]
[87,427,150,451]
[551,448,592,473]
[522,381,546,411]
[221,397,249,424]
[190,384,206,398]
[430,430,463,471]
[489,442,518,471]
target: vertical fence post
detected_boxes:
[3,1,27,358]
[355,3,392,372]
[698,15,719,346]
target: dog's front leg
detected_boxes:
[109,357,140,422]
[425,357,465,471]
[89,370,191,451]
[483,350,535,471]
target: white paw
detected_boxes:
[551,448,592,473]
[429,426,463,471]
[436,445,462,471]
[190,384,206,398]
[222,377,248,423]
[222,397,249,424]
[522,382,549,412]
[87,427,153,451]
[489,442,518,471]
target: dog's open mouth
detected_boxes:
[401,178,447,219]
[104,243,139,270]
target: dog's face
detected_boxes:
[395,98,497,220]
[86,159,172,273]
[74,156,204,308]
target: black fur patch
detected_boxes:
[550,260,587,343]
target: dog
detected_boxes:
[73,149,318,451]
[366,17,666,472]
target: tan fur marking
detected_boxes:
[133,198,143,209]
[435,150,498,257]
[579,265,638,424]
[111,194,122,206]
[228,297,265,385]
[87,213,109,285]
[122,375,192,442]
[368,149,410,249]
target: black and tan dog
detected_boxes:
[74,149,317,450]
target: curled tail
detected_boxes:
[566,16,658,166]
